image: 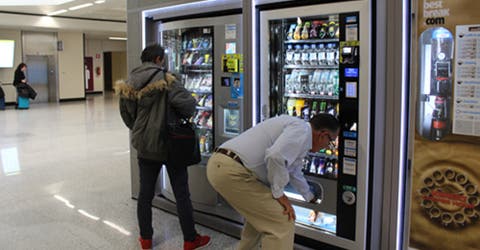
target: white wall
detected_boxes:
[85,39,126,92]
[58,32,84,100]
[0,29,22,103]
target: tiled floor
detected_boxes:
[0,94,239,250]
[0,94,319,250]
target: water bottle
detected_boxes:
[285,44,294,65]
[294,45,302,65]
[326,43,335,66]
[317,44,326,65]
[309,44,318,65]
[320,70,331,95]
[332,43,339,65]
[302,44,310,65]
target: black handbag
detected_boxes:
[167,119,201,166]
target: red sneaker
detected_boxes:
[184,234,211,250]
[138,237,152,250]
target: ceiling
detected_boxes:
[0,0,126,40]
[0,0,126,21]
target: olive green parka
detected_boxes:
[115,62,196,161]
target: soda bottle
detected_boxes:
[310,21,322,38]
[301,101,310,121]
[335,22,340,39]
[309,157,317,174]
[327,21,336,38]
[331,70,339,96]
[293,17,303,40]
[431,96,448,140]
[286,24,296,40]
[310,101,318,118]
[199,135,206,153]
[301,21,311,40]
[325,158,334,176]
[286,98,296,116]
[317,157,325,175]
[319,101,327,113]
[204,130,213,153]
[295,99,305,117]
[319,23,328,39]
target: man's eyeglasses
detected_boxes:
[326,133,336,150]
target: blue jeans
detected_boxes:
[137,157,197,241]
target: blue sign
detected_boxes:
[345,68,359,78]
[343,131,358,139]
[346,16,357,23]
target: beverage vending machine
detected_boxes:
[257,1,371,249]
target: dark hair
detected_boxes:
[15,63,27,72]
[310,113,340,132]
[140,44,165,63]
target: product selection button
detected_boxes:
[344,139,357,157]
[343,157,357,176]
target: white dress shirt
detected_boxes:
[220,115,314,201]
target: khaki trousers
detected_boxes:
[206,153,295,250]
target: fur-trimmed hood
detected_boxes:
[114,62,176,100]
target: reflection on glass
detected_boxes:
[103,220,131,235]
[1,147,21,176]
[293,205,336,233]
[78,209,100,221]
[285,191,305,202]
[53,194,75,209]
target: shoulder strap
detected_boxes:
[144,69,161,86]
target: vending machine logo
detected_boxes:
[423,0,450,25]
[419,168,480,228]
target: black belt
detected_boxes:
[214,147,244,166]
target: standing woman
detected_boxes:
[13,63,35,109]
[115,44,210,250]
[13,63,27,86]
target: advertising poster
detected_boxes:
[410,1,480,250]
[222,54,244,73]
[230,73,244,99]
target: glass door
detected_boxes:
[268,14,341,233]
[163,27,214,159]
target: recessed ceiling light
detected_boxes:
[109,37,127,41]
[0,0,74,6]
[68,3,93,11]
[47,9,68,16]
[94,0,106,4]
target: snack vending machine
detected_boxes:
[257,1,370,249]
[153,13,246,231]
